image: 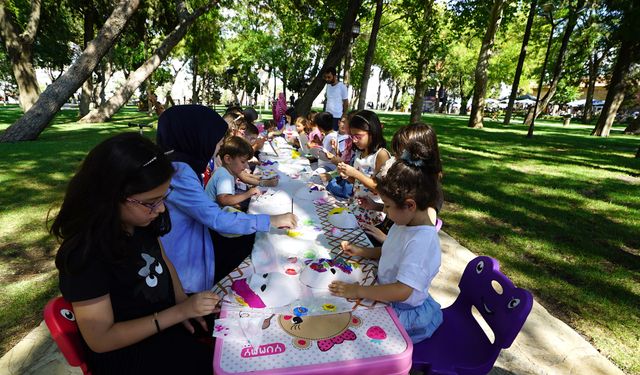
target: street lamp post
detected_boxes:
[343,20,361,84]
[527,3,555,138]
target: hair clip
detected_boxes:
[354,114,370,125]
[142,150,174,167]
[233,115,244,123]
[400,150,424,167]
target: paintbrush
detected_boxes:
[269,139,279,156]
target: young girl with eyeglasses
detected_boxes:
[51,133,218,374]
[336,110,391,229]
[329,141,443,344]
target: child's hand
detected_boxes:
[340,241,366,257]
[337,162,356,178]
[362,223,387,243]
[270,213,298,229]
[180,291,220,319]
[322,148,336,160]
[248,187,261,196]
[262,177,279,187]
[328,281,360,299]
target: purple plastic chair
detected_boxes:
[412,256,533,375]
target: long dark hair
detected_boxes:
[50,133,174,274]
[348,110,386,155]
[376,141,439,210]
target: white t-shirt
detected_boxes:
[337,133,349,154]
[377,224,441,307]
[318,131,338,168]
[377,156,396,178]
[325,82,348,119]
[204,166,235,202]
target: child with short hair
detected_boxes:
[321,113,354,166]
[329,141,443,344]
[205,137,261,208]
[311,111,338,170]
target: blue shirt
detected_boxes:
[204,166,235,203]
[160,162,271,293]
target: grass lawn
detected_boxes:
[1,105,639,373]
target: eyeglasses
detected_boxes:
[350,133,366,141]
[126,187,173,214]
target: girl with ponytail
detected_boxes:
[329,141,443,344]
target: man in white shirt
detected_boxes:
[323,66,349,131]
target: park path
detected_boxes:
[0,231,625,375]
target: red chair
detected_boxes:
[44,297,91,375]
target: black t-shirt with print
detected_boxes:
[59,226,175,322]
[57,227,213,374]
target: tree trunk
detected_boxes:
[191,54,199,104]
[433,82,441,113]
[0,0,141,142]
[80,1,215,123]
[357,0,383,110]
[386,83,395,111]
[93,67,104,107]
[468,0,506,129]
[375,69,383,110]
[591,38,635,137]
[392,85,401,111]
[410,1,434,124]
[100,59,113,105]
[272,68,277,101]
[295,0,362,117]
[343,44,352,85]
[0,0,42,111]
[282,66,287,101]
[583,52,602,123]
[524,0,585,126]
[79,7,95,117]
[504,0,536,125]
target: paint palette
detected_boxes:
[299,258,363,290]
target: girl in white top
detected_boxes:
[329,141,443,343]
[336,110,390,226]
[362,123,444,243]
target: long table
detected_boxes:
[212,137,413,375]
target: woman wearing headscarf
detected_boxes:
[157,105,297,294]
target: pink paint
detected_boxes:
[240,342,286,358]
[231,278,266,308]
